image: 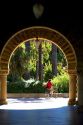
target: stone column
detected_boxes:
[0,74,7,105]
[68,70,77,105]
[77,70,83,112]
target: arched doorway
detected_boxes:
[0,26,77,105]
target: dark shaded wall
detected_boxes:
[0,0,83,63]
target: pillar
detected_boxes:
[68,70,77,105]
[77,70,83,112]
[0,74,7,105]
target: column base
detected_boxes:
[68,99,76,105]
[0,99,8,105]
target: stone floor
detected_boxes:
[0,97,83,125]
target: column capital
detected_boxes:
[0,70,9,75]
[68,69,77,75]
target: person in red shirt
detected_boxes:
[46,79,54,97]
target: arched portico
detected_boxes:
[0,26,77,105]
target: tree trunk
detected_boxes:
[25,41,30,79]
[36,60,39,80]
[51,44,57,77]
[38,43,43,81]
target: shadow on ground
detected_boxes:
[0,98,83,125]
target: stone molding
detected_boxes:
[68,69,77,75]
[0,70,9,75]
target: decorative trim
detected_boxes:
[68,69,77,75]
[0,70,9,75]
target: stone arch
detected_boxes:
[0,26,77,105]
[0,26,77,73]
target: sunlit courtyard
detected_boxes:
[0,97,69,110]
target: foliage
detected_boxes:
[7,79,45,93]
[57,49,67,66]
[7,72,69,93]
[7,40,68,93]
[52,72,69,93]
[57,63,66,75]
[44,61,52,81]
[7,81,25,93]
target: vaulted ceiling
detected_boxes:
[0,0,83,52]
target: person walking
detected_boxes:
[46,79,54,97]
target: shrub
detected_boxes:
[7,74,69,93]
[52,73,69,93]
[7,81,25,93]
[7,79,45,93]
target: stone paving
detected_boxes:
[0,97,83,125]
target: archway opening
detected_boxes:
[0,26,77,105]
[7,38,68,95]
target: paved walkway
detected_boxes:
[0,97,83,125]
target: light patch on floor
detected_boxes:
[0,97,69,110]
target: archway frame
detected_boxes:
[0,26,77,105]
[0,26,77,73]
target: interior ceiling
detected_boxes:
[0,1,82,46]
